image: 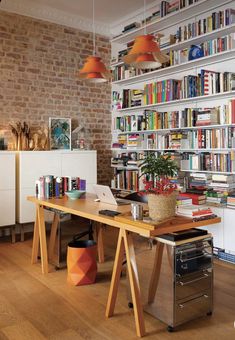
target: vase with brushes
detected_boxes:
[139,153,179,221]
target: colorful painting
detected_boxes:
[49,118,71,150]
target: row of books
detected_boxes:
[111,170,139,192]
[176,8,235,43]
[114,103,235,132]
[35,176,86,199]
[141,70,235,106]
[169,34,235,66]
[155,127,235,150]
[160,0,199,18]
[181,152,235,173]
[181,104,235,126]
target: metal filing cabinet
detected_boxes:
[127,232,213,332]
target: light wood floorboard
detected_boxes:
[0,228,235,340]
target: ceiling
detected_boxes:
[34,0,144,24]
[0,0,159,36]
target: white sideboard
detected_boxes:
[0,152,15,227]
[16,150,97,224]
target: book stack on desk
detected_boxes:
[176,205,216,221]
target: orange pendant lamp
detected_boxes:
[78,0,111,83]
[123,1,169,69]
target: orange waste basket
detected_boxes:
[67,239,97,286]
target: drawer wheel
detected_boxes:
[128,302,133,309]
[167,326,174,332]
[207,311,213,316]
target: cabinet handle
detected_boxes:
[179,294,209,309]
[179,273,209,286]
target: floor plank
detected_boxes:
[0,228,235,339]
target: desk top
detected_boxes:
[27,194,221,237]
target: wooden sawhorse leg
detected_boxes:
[31,204,49,274]
[106,229,145,338]
[96,223,105,263]
[148,242,164,304]
[48,212,60,262]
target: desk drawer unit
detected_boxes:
[127,234,213,332]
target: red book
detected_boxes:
[232,99,235,124]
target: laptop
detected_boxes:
[93,184,130,205]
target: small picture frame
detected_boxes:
[49,117,71,150]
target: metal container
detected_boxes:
[131,203,143,220]
[127,233,213,332]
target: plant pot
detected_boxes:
[148,192,177,221]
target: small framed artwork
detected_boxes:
[49,117,71,150]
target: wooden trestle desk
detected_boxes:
[28,194,221,338]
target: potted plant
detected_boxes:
[139,153,179,221]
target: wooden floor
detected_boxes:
[0,227,235,340]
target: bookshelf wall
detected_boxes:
[111,0,235,253]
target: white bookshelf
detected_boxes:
[111,0,235,253]
[111,0,234,44]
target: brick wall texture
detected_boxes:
[0,10,112,185]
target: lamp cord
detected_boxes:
[93,0,96,55]
[144,0,146,35]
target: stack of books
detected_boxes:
[176,205,216,221]
[206,191,227,206]
[208,174,235,195]
[35,176,86,199]
[227,194,235,209]
[188,173,212,190]
[176,195,193,206]
[179,192,206,205]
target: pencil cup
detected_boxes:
[131,203,143,220]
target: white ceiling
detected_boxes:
[0,0,159,36]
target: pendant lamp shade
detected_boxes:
[78,56,111,83]
[123,34,169,69]
[78,0,111,83]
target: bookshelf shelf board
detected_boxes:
[111,0,234,44]
[111,165,139,170]
[112,48,235,87]
[115,125,235,135]
[116,91,235,113]
[112,148,235,153]
[181,170,235,174]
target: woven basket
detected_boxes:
[148,192,177,221]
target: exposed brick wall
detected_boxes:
[0,10,112,185]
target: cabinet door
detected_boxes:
[61,151,97,190]
[224,208,235,253]
[200,207,224,249]
[0,153,15,190]
[0,190,15,226]
[19,152,61,189]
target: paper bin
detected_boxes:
[67,239,97,286]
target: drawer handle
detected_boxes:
[179,273,209,286]
[179,294,209,309]
[180,252,211,262]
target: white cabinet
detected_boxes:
[17,151,97,224]
[61,151,97,193]
[200,207,224,249]
[0,152,15,227]
[224,208,235,253]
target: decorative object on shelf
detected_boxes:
[10,121,30,150]
[123,0,169,69]
[78,0,111,83]
[139,153,179,220]
[65,190,86,200]
[188,44,204,61]
[72,124,89,150]
[49,117,71,150]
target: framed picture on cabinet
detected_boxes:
[49,117,71,150]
